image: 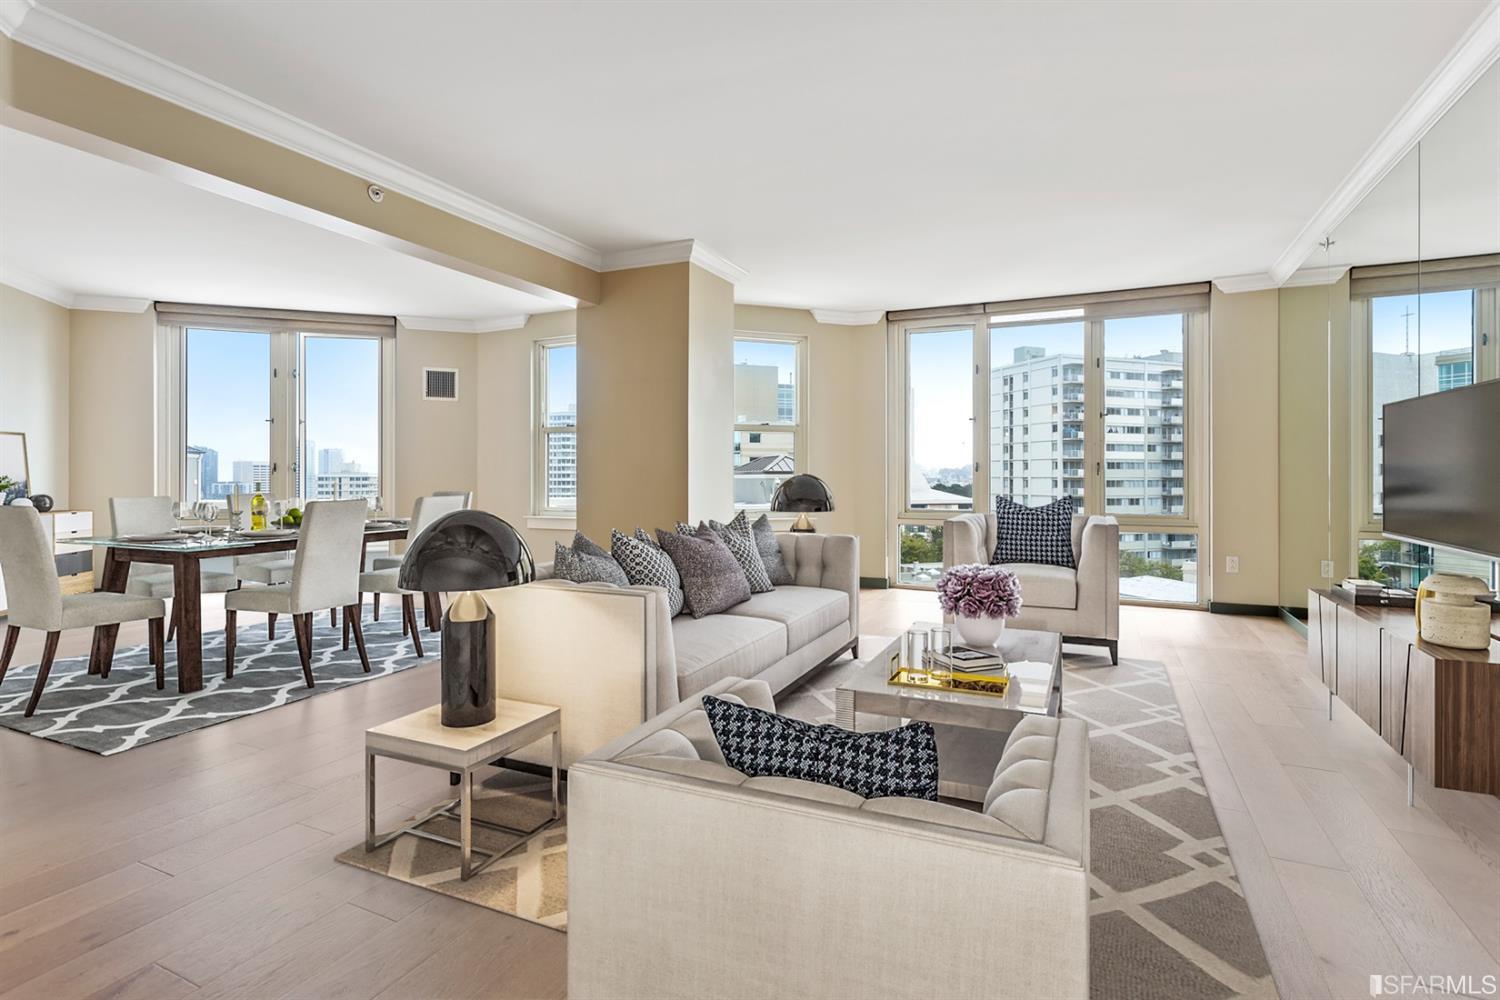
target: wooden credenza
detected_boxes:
[1307,588,1500,798]
[0,509,95,616]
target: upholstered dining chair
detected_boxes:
[367,492,467,630]
[0,506,168,716]
[223,499,369,687]
[109,496,238,642]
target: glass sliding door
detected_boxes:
[183,328,272,507]
[300,334,382,504]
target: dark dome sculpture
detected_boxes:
[771,474,835,513]
[398,511,534,594]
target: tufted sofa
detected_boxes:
[480,533,858,767]
[567,677,1090,1000]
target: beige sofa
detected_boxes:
[481,533,858,767]
[944,512,1120,663]
[568,676,1091,999]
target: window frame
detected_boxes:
[732,332,808,511]
[533,336,578,517]
[888,306,1208,604]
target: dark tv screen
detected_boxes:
[1382,379,1500,559]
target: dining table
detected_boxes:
[76,522,412,693]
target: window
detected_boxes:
[535,340,577,514]
[893,288,1207,604]
[733,336,804,508]
[180,325,384,508]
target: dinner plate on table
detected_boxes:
[239,528,298,538]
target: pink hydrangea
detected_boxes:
[936,563,1023,619]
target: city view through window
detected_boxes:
[184,328,382,508]
[733,338,798,507]
[900,313,1199,602]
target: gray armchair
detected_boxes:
[943,512,1119,662]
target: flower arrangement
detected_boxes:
[937,563,1023,620]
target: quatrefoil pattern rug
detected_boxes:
[0,614,436,754]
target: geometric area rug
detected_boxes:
[777,651,1280,1000]
[0,614,436,755]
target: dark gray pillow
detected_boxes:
[751,513,793,586]
[553,540,629,586]
[611,529,685,617]
[572,531,612,560]
[709,511,774,593]
[656,527,751,618]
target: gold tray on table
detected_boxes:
[887,664,1010,698]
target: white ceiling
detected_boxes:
[12,1,1499,312]
[0,127,566,321]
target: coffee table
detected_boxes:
[835,625,1062,800]
[365,699,561,880]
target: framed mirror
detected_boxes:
[0,431,30,504]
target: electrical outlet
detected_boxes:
[1320,560,1335,579]
[1225,556,1239,574]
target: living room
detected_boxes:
[1,2,1498,999]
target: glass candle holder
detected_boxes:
[927,625,953,682]
[902,628,928,678]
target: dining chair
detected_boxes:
[367,492,467,630]
[224,499,368,687]
[109,496,238,642]
[0,506,168,716]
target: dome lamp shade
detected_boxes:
[398,511,534,593]
[770,474,834,533]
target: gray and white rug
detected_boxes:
[0,615,437,755]
[778,651,1278,1000]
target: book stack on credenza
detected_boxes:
[1339,578,1417,608]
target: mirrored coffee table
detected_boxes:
[835,625,1062,801]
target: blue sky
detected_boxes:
[547,343,577,414]
[1371,289,1474,356]
[734,338,797,383]
[186,329,379,478]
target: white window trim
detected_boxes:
[533,336,577,518]
[732,332,808,511]
[888,308,1208,606]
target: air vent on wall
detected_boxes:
[424,368,458,400]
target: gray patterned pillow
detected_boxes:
[656,527,751,618]
[572,531,612,560]
[751,513,793,586]
[634,527,662,548]
[553,541,629,586]
[709,511,774,593]
[611,529,685,617]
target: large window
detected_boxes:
[894,288,1207,602]
[535,340,577,515]
[181,325,384,508]
[733,335,804,508]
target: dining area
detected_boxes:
[0,492,471,749]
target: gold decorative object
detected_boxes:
[887,663,1011,699]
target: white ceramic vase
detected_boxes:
[954,614,1006,648]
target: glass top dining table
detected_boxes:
[78,522,411,694]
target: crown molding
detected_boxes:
[1268,0,1500,285]
[4,1,605,271]
[398,314,529,334]
[1,264,74,307]
[1281,264,1350,288]
[599,239,748,285]
[810,308,885,326]
[73,294,153,312]
[1211,272,1280,294]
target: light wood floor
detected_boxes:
[2,593,1497,1000]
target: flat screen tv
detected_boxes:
[1382,379,1500,560]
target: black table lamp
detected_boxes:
[771,474,834,533]
[398,511,534,727]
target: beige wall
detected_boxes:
[69,307,157,534]
[0,285,71,506]
[1208,288,1279,606]
[475,310,577,557]
[733,305,888,581]
[393,322,479,519]
[575,263,692,541]
[1277,278,1352,607]
[687,265,735,522]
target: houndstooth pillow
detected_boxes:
[704,696,939,800]
[709,511,774,593]
[992,495,1076,569]
[751,513,793,585]
[611,529,685,617]
[553,540,629,586]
